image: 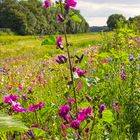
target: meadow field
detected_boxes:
[0,27,140,140]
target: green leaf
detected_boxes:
[41,35,56,45]
[71,15,82,23]
[31,128,46,137]
[0,112,28,132]
[102,110,114,124]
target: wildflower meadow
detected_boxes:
[0,0,140,140]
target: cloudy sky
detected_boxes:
[52,0,140,26]
[76,0,140,26]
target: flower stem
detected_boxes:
[59,0,78,117]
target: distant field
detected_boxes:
[0,33,100,63]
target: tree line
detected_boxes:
[0,0,89,35]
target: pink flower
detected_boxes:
[44,0,52,9]
[67,97,75,104]
[70,120,80,130]
[102,58,107,64]
[56,37,63,50]
[75,68,88,77]
[66,0,77,8]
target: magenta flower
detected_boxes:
[38,102,45,109]
[56,55,67,64]
[58,105,70,120]
[11,101,26,112]
[99,104,106,113]
[56,37,63,50]
[70,120,80,130]
[78,106,92,122]
[3,94,18,103]
[44,0,52,9]
[66,0,77,8]
[75,68,88,77]
[28,102,44,112]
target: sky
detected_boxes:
[52,0,140,26]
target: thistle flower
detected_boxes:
[56,37,63,50]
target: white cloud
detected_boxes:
[52,0,140,26]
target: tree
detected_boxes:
[107,14,126,30]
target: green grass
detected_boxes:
[0,33,100,62]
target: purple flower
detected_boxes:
[56,55,67,64]
[70,120,80,130]
[75,54,84,63]
[56,37,63,50]
[85,95,91,102]
[129,54,134,61]
[27,130,34,138]
[66,0,77,8]
[58,105,70,120]
[44,0,52,9]
[75,68,88,77]
[99,104,106,113]
[64,4,70,11]
[108,58,113,62]
[57,14,64,22]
